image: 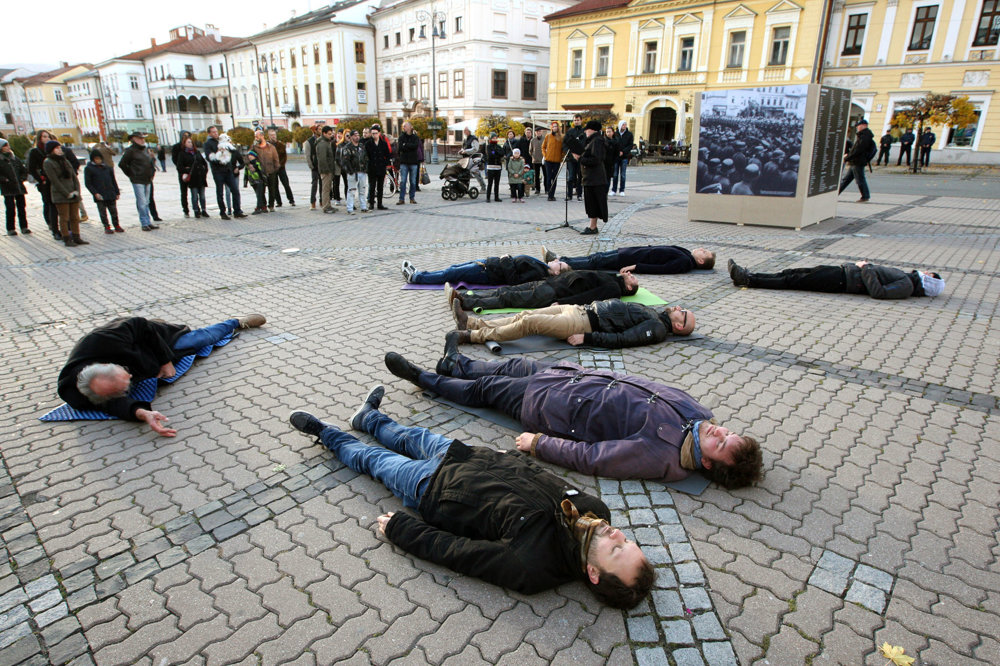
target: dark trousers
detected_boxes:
[563,250,619,271]
[418,355,553,422]
[4,195,27,231]
[190,187,206,215]
[838,163,870,200]
[367,167,385,207]
[274,166,294,205]
[213,169,242,215]
[920,146,932,167]
[95,200,119,228]
[565,160,582,198]
[178,175,190,214]
[876,147,890,166]
[148,184,159,219]
[897,144,912,166]
[37,183,58,234]
[748,265,846,292]
[486,170,501,201]
[310,168,320,204]
[265,173,279,208]
[462,283,555,311]
[544,161,560,198]
[532,163,543,193]
[332,171,342,201]
[252,182,266,210]
[509,183,524,199]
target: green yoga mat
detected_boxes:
[470,287,669,314]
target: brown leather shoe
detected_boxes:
[451,299,468,330]
[236,314,267,329]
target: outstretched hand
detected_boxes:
[158,361,176,378]
[567,334,585,346]
[515,432,536,452]
[135,409,177,437]
[376,512,395,535]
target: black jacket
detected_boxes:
[57,317,192,420]
[482,255,549,285]
[845,128,875,166]
[618,246,697,274]
[177,149,209,188]
[83,159,120,201]
[602,135,619,175]
[618,129,635,155]
[364,136,392,172]
[484,141,505,167]
[880,134,893,148]
[564,125,585,162]
[119,142,156,184]
[463,270,629,310]
[0,152,28,196]
[842,263,923,299]
[579,133,608,186]
[396,132,420,165]
[171,141,185,165]
[385,440,608,594]
[584,300,670,348]
[27,146,47,185]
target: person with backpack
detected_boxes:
[838,119,875,202]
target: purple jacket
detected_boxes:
[520,362,713,481]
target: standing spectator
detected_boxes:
[0,138,30,236]
[529,127,544,196]
[244,147,267,214]
[304,125,322,209]
[43,142,89,246]
[118,131,159,230]
[877,130,893,166]
[333,129,345,203]
[564,114,585,202]
[502,129,518,167]
[95,139,116,167]
[613,120,634,196]
[920,127,936,167]
[542,121,563,201]
[267,129,295,207]
[176,137,209,218]
[60,145,90,222]
[577,120,608,235]
[484,132,504,203]
[171,131,192,217]
[84,148,122,233]
[603,126,619,193]
[339,129,369,214]
[204,126,247,220]
[157,144,167,172]
[253,130,280,211]
[396,121,420,205]
[507,148,527,203]
[459,128,485,191]
[316,125,339,214]
[364,124,392,210]
[897,128,915,166]
[838,119,874,203]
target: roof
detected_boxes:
[113,34,244,62]
[251,0,369,38]
[16,64,92,86]
[544,0,631,22]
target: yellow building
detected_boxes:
[821,0,1000,163]
[544,1,827,146]
[14,64,92,146]
[545,0,999,162]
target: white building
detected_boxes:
[0,66,50,136]
[222,41,262,128]
[372,0,573,143]
[95,49,158,138]
[66,69,104,140]
[244,0,379,131]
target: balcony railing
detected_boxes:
[761,67,789,81]
[721,69,745,82]
[567,79,583,89]
[667,72,698,85]
[593,77,610,88]
[632,73,660,86]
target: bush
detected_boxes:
[144,133,159,144]
[336,116,380,135]
[82,133,100,143]
[276,128,293,144]
[476,115,525,139]
[7,135,32,159]
[582,109,619,130]
[192,132,208,147]
[227,127,255,147]
[292,125,314,146]
[409,117,447,140]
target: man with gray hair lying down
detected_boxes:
[57,315,265,436]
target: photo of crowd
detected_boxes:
[695,85,807,197]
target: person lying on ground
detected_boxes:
[448,269,638,313]
[544,244,716,274]
[384,352,763,489]
[401,253,569,286]
[57,315,266,436]
[727,259,945,299]
[289,386,655,608]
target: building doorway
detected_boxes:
[648,107,676,144]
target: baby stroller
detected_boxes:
[440,154,481,200]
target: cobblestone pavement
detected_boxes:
[1,162,998,665]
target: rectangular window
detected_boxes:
[596,46,610,77]
[643,41,658,73]
[439,71,448,98]
[314,44,320,65]
[185,64,195,80]
[419,25,426,39]
[209,65,214,79]
[291,51,296,68]
[947,108,981,146]
[727,31,746,68]
[843,13,867,55]
[522,72,536,100]
[305,85,311,106]
[283,87,288,104]
[678,37,694,71]
[395,32,401,46]
[453,118,463,142]
[909,5,938,51]
[316,83,322,105]
[454,70,464,97]
[492,70,507,98]
[294,87,300,108]
[58,111,68,124]
[409,28,415,42]
[328,82,335,105]
[326,42,333,62]
[973,0,1000,46]
[396,77,404,100]
[384,35,390,49]
[770,26,791,66]
[454,16,463,33]
[409,76,417,99]
[302,46,308,66]
[420,74,429,99]
[274,89,279,108]
[54,89,63,101]
[572,49,583,78]
[385,78,392,102]
[130,75,139,90]
[355,42,366,63]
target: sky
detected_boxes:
[2,0,322,68]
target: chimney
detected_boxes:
[60,61,69,68]
[150,37,157,47]
[205,23,222,42]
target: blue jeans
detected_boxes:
[173,319,239,355]
[612,158,629,193]
[132,183,151,227]
[565,160,581,198]
[838,163,870,200]
[399,164,419,201]
[412,255,546,285]
[563,250,619,271]
[321,411,452,508]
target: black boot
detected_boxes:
[437,331,468,376]
[384,353,425,386]
[727,259,751,287]
[350,385,385,431]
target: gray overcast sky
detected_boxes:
[2,0,319,67]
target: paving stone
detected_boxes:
[663,620,695,645]
[34,602,69,628]
[40,615,82,648]
[23,574,57,599]
[672,647,705,666]
[156,546,188,569]
[653,590,684,618]
[0,604,29,633]
[95,552,135,580]
[676,562,705,585]
[47,632,90,665]
[702,641,738,666]
[635,646,669,666]
[67,586,97,611]
[853,564,893,592]
[28,588,63,613]
[670,543,697,562]
[0,588,27,614]
[845,580,887,614]
[692,613,726,641]
[809,567,849,596]
[627,615,659,643]
[681,587,713,611]
[0,631,39,660]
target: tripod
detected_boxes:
[544,149,579,233]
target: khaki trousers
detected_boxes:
[54,202,81,238]
[468,304,592,343]
[320,173,335,209]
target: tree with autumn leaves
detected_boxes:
[891,93,978,172]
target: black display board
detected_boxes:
[808,86,852,197]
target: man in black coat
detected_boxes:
[727,259,945,299]
[577,120,608,235]
[897,129,915,166]
[838,119,875,202]
[57,314,266,436]
[171,131,192,216]
[920,128,937,167]
[548,244,716,273]
[0,138,30,235]
[402,253,557,285]
[448,298,695,347]
[451,269,639,312]
[364,125,392,210]
[289,388,654,608]
[563,114,585,201]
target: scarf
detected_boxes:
[560,499,608,574]
[679,418,715,470]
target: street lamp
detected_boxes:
[259,54,277,128]
[416,7,446,164]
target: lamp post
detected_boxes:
[259,54,276,128]
[416,7,446,164]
